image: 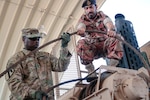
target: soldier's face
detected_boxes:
[23,37,40,51]
[84,4,97,19]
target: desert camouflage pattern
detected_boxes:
[76,11,123,65]
[21,28,44,38]
[5,48,71,100]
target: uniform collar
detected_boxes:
[22,49,39,56]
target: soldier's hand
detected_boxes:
[107,30,116,37]
[34,90,48,100]
[61,32,70,48]
[77,27,85,36]
[42,96,47,100]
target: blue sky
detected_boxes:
[100,0,150,47]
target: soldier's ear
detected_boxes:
[95,4,97,8]
[22,36,25,42]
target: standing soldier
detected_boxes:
[76,0,124,79]
[5,28,72,100]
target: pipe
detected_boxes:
[0,30,149,78]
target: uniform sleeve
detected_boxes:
[50,47,72,72]
[5,56,36,99]
[76,15,86,37]
[77,22,86,31]
[100,11,116,31]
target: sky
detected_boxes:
[81,0,150,70]
[100,0,150,47]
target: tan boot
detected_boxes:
[108,59,119,67]
[85,63,97,77]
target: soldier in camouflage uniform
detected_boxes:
[76,0,124,78]
[5,28,72,100]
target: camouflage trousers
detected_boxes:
[76,35,123,65]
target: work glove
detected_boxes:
[61,32,70,48]
[34,90,48,100]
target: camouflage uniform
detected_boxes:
[76,11,123,65]
[5,28,72,100]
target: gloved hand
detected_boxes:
[34,90,48,100]
[61,32,70,48]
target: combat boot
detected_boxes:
[108,59,119,67]
[85,63,97,82]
